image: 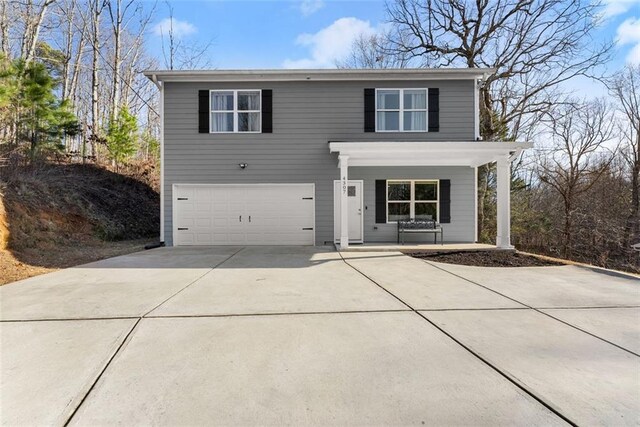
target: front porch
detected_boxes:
[337,242,500,252]
[329,141,533,250]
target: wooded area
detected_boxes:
[0,0,638,272]
[0,0,207,168]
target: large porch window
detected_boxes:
[387,180,438,222]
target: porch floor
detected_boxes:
[338,243,502,252]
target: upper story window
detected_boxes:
[210,90,261,133]
[376,89,427,132]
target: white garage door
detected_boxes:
[173,184,315,246]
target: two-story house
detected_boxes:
[144,69,531,249]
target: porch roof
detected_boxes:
[328,141,533,167]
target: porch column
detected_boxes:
[338,154,349,250]
[496,155,513,249]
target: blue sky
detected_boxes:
[147,0,640,70]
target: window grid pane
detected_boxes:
[415,182,437,200]
[211,91,234,111]
[388,182,411,201]
[238,91,260,111]
[403,90,427,110]
[415,202,437,220]
[211,112,233,132]
[377,90,400,110]
[377,111,399,131]
[238,112,260,132]
[403,111,427,131]
[388,202,410,222]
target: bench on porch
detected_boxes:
[397,219,443,245]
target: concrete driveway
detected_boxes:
[1,247,639,426]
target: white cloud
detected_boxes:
[152,17,197,38]
[602,0,640,18]
[299,0,324,16]
[282,17,377,68]
[616,17,640,63]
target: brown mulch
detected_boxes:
[408,250,565,267]
[0,238,156,285]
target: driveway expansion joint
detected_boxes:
[62,317,142,426]
[144,309,413,319]
[423,260,640,358]
[0,316,141,323]
[339,251,579,427]
[141,247,246,317]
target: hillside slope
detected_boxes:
[0,163,159,284]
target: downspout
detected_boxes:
[152,74,165,246]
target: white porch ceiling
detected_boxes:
[328,141,533,167]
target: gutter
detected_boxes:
[150,74,161,90]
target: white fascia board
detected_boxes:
[143,68,495,83]
[329,141,533,153]
[348,158,478,167]
[329,141,533,167]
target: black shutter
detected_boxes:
[262,89,273,133]
[198,90,209,133]
[364,88,375,132]
[439,179,451,223]
[375,180,387,223]
[428,88,440,132]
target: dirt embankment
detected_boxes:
[0,163,159,284]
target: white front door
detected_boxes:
[333,180,363,243]
[174,184,315,246]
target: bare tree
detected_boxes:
[537,99,617,256]
[337,33,410,69]
[107,0,143,118]
[382,0,613,240]
[0,1,10,56]
[20,0,57,63]
[52,0,87,103]
[607,65,640,246]
[85,0,106,159]
[159,1,213,70]
[386,0,613,139]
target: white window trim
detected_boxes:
[375,88,429,133]
[209,89,262,133]
[386,179,439,223]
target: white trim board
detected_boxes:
[144,68,494,83]
[329,141,532,168]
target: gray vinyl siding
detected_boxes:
[163,79,476,245]
[349,167,476,243]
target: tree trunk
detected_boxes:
[68,20,87,107]
[21,0,54,63]
[110,0,122,119]
[0,1,9,56]
[563,199,573,258]
[90,0,103,161]
[628,133,640,245]
[60,0,76,101]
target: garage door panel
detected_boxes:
[175,184,314,246]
